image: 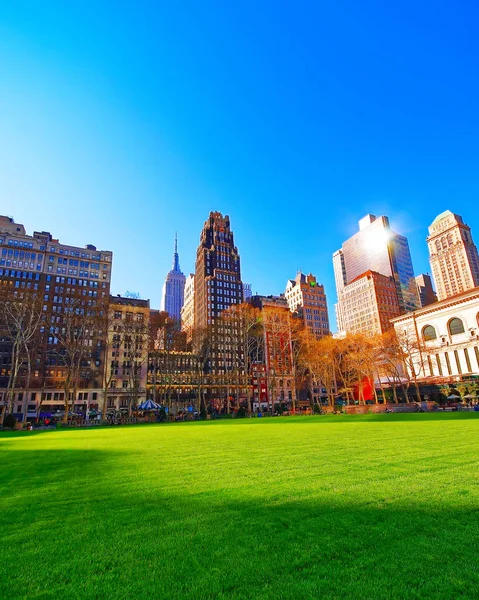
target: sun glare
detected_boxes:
[363,229,391,252]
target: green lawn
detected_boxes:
[1,414,479,599]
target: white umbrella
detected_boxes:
[447,394,461,400]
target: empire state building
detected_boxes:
[161,234,186,322]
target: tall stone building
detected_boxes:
[0,215,112,418]
[427,210,479,301]
[333,214,419,333]
[194,212,243,330]
[160,234,185,322]
[284,272,329,338]
[180,274,195,342]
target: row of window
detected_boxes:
[2,249,40,260]
[422,315,479,341]
[49,246,102,260]
[0,269,41,279]
[4,239,35,249]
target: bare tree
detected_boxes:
[0,285,44,418]
[191,325,214,415]
[261,306,295,415]
[51,297,103,421]
[121,312,149,415]
[99,303,128,419]
[218,303,264,414]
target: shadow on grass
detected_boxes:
[1,445,479,599]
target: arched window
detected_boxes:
[422,325,437,341]
[448,318,465,336]
[447,234,453,246]
[435,240,441,252]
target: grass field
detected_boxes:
[1,413,479,599]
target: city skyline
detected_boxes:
[3,207,478,333]
[1,2,477,328]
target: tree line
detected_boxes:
[0,284,425,423]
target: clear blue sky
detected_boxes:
[1,1,478,330]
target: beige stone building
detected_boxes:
[392,286,479,383]
[340,270,402,336]
[180,273,195,342]
[427,210,479,301]
[105,296,150,411]
[284,272,329,338]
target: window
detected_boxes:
[422,325,437,341]
[448,318,465,336]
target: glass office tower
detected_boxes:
[335,214,419,322]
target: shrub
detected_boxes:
[236,406,246,418]
[313,403,322,414]
[3,414,17,430]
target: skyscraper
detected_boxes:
[194,211,243,330]
[333,214,419,333]
[427,210,479,301]
[160,234,186,322]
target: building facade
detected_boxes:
[333,214,419,333]
[180,274,195,342]
[427,210,479,301]
[333,249,347,332]
[0,215,112,419]
[415,274,437,307]
[243,283,252,300]
[392,286,479,383]
[105,296,150,412]
[284,272,330,338]
[194,212,243,331]
[160,234,186,322]
[340,270,402,336]
[249,294,295,407]
[147,350,200,408]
